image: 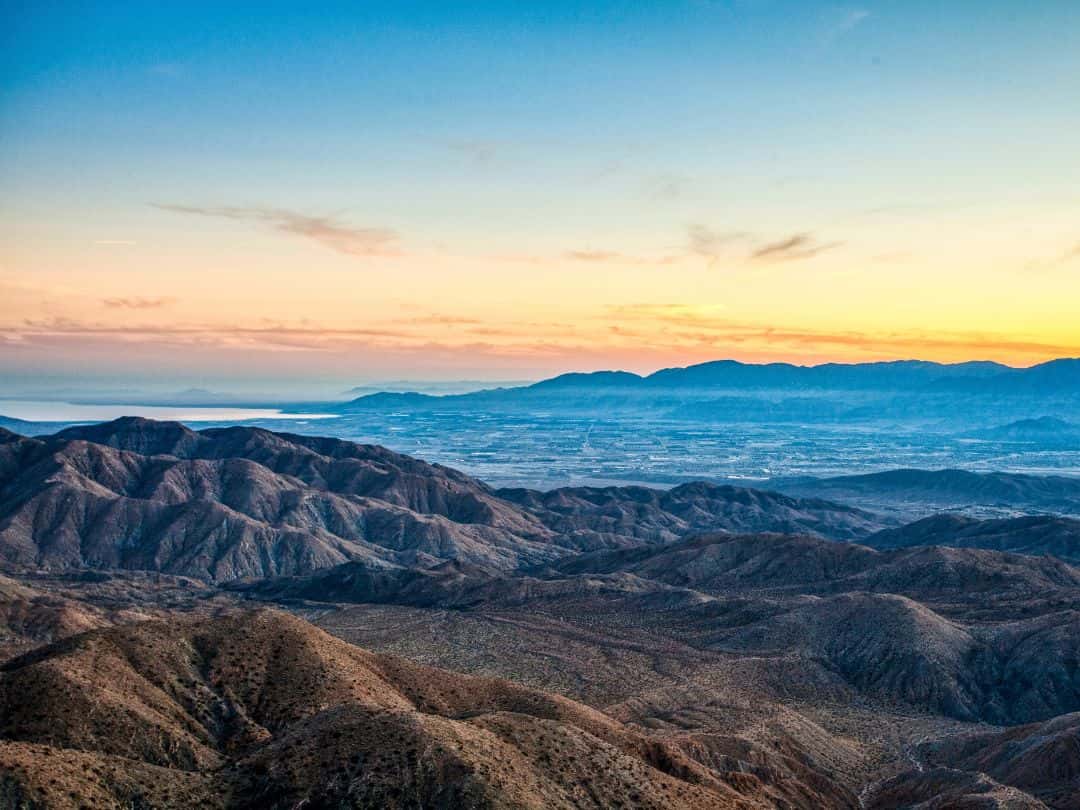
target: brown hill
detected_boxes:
[520,534,1080,724]
[865,768,1047,809]
[499,481,883,544]
[0,609,859,809]
[548,531,1080,600]
[0,574,106,660]
[0,418,883,583]
[774,468,1080,519]
[919,713,1080,809]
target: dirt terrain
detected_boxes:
[1,419,1077,808]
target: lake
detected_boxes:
[0,400,336,423]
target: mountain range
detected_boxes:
[3,418,1080,808]
[0,418,883,583]
[771,468,1080,519]
[868,513,1080,562]
[335,358,1080,412]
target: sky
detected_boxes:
[2,0,1079,394]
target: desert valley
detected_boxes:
[2,414,1079,808]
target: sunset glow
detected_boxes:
[3,2,1079,389]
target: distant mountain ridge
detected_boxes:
[772,468,1080,519]
[334,357,1080,414]
[929,358,1080,394]
[868,513,1080,562]
[962,416,1080,445]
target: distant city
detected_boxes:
[4,358,1077,489]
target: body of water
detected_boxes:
[0,400,336,423]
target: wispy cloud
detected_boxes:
[102,297,176,310]
[686,224,843,266]
[750,233,842,263]
[686,224,747,262]
[1052,241,1080,266]
[4,311,1077,367]
[445,139,500,166]
[402,314,484,326]
[818,7,870,47]
[563,249,681,266]
[0,317,589,363]
[644,174,691,202]
[152,204,400,257]
[7,317,416,353]
[565,250,622,262]
[1022,240,1080,273]
[603,304,1080,359]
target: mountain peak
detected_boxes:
[528,370,643,389]
[54,416,201,456]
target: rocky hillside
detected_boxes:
[245,532,1080,727]
[773,468,1080,518]
[0,609,855,809]
[546,531,1080,600]
[917,713,1080,809]
[3,418,1078,809]
[0,418,883,583]
[868,512,1080,563]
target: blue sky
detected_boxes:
[1,1,1079,391]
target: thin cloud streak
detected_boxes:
[444,139,500,165]
[4,312,1076,365]
[152,204,400,257]
[818,7,870,46]
[686,224,747,263]
[603,304,1079,358]
[102,297,176,310]
[563,250,680,265]
[750,233,842,263]
[686,226,841,265]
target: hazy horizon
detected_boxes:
[1,354,1076,405]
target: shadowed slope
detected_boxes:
[869,513,1080,563]
[919,713,1080,809]
[774,468,1080,518]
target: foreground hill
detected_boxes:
[0,574,106,660]
[918,713,1080,809]
[250,532,1080,727]
[0,418,883,582]
[0,609,856,809]
[299,532,1080,805]
[3,417,1078,807]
